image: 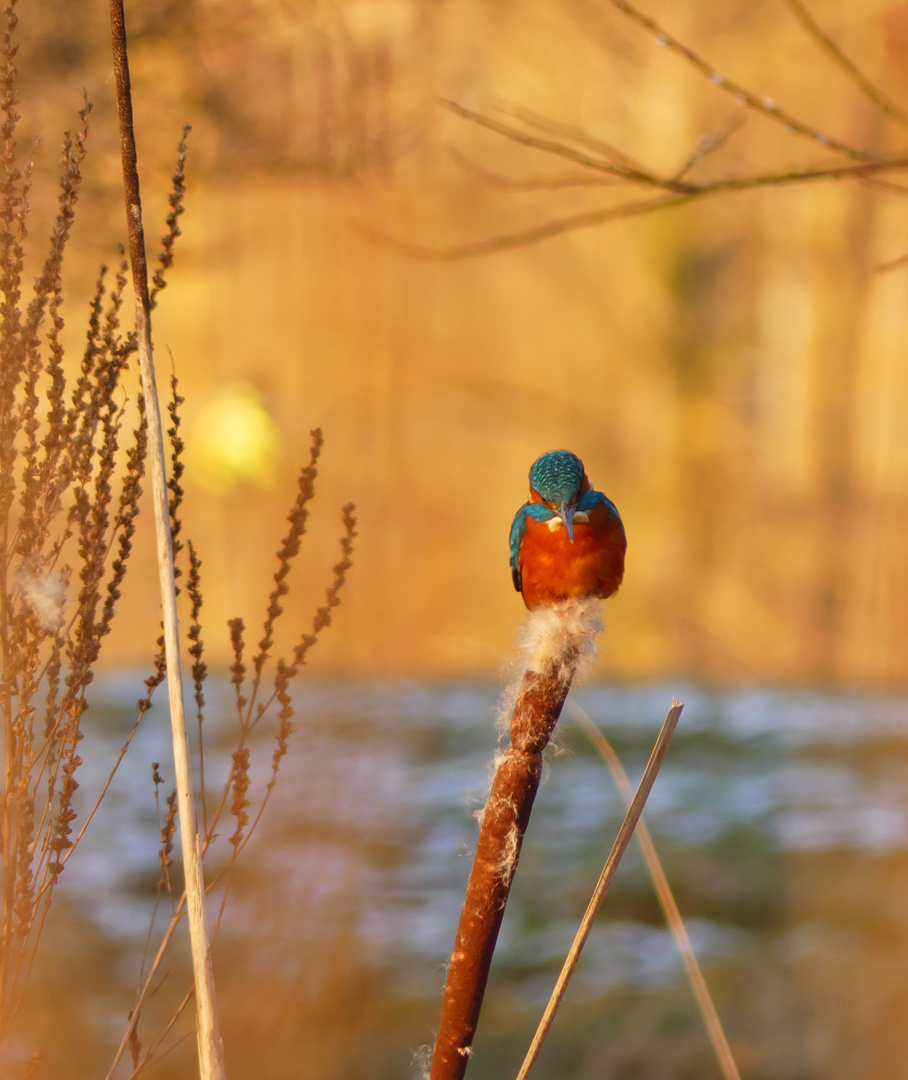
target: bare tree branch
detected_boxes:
[874,251,908,274]
[672,115,746,180]
[493,100,655,175]
[449,147,620,192]
[442,99,656,185]
[369,126,908,260]
[782,0,908,129]
[359,192,693,261]
[604,0,892,163]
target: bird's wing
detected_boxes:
[580,489,626,538]
[509,506,528,592]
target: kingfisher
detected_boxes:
[509,450,626,609]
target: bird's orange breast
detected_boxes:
[518,502,626,608]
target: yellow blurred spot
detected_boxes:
[188,383,281,495]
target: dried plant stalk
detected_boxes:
[105,500,356,1080]
[515,699,683,1080]
[108,3,225,1078]
[0,0,158,1032]
[568,700,741,1080]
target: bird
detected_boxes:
[509,450,626,609]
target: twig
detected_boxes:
[493,100,653,174]
[368,134,907,259]
[874,250,908,273]
[858,175,908,197]
[782,0,908,129]
[514,699,683,1080]
[604,0,888,163]
[672,115,746,180]
[449,147,619,192]
[359,192,694,261]
[108,3,225,1078]
[105,894,187,1080]
[444,99,908,196]
[567,700,741,1080]
[442,99,680,190]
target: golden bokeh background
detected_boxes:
[9,5,908,1080]
[20,0,908,681]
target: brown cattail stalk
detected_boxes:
[429,668,572,1080]
[429,600,602,1080]
[108,4,225,1078]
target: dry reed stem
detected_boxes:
[567,700,741,1080]
[108,3,225,1078]
[429,634,585,1080]
[514,699,682,1080]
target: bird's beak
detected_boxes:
[559,502,575,543]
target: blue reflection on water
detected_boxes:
[65,677,908,994]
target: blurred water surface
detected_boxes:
[16,677,908,1080]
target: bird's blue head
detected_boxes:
[528,450,588,542]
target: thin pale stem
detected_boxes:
[514,699,683,1080]
[105,896,186,1080]
[567,701,741,1080]
[108,3,225,1078]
